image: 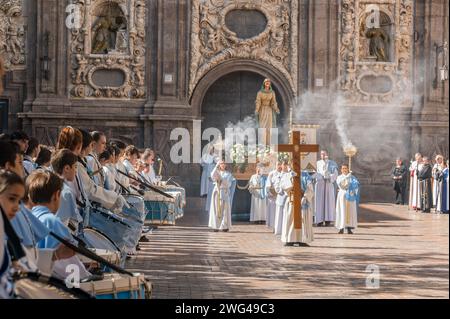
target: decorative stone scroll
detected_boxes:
[68,0,146,99]
[189,0,298,97]
[339,0,414,106]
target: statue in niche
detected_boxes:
[92,16,114,54]
[365,27,389,62]
[91,9,128,54]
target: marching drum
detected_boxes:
[88,205,142,254]
[14,273,93,299]
[143,190,183,225]
[80,273,152,299]
[121,194,146,223]
[77,228,122,268]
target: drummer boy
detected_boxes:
[27,170,91,280]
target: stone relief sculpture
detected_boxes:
[189,0,298,98]
[0,0,26,70]
[339,0,413,106]
[69,0,146,100]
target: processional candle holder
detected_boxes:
[343,144,358,172]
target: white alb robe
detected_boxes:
[432,164,443,208]
[335,174,359,230]
[265,170,280,228]
[314,160,338,224]
[249,173,267,222]
[208,167,234,231]
[409,161,423,209]
[281,174,314,244]
[274,172,289,235]
[200,154,216,196]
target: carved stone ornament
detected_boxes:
[68,0,146,100]
[0,0,26,70]
[339,0,414,106]
[189,0,298,97]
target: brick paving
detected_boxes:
[126,203,449,299]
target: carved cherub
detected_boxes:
[74,54,88,84]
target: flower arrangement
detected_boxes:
[230,144,278,174]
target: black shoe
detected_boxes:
[347,229,354,234]
[338,229,344,234]
[298,242,310,247]
[325,221,332,227]
[139,236,150,243]
[284,243,294,247]
[223,229,229,233]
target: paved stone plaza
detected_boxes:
[126,204,449,299]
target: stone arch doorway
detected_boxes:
[192,61,294,216]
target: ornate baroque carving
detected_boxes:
[68,0,146,100]
[339,0,414,106]
[189,0,298,97]
[0,0,26,70]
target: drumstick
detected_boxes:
[49,232,134,277]
[117,169,174,199]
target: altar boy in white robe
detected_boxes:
[249,164,267,223]
[281,171,315,247]
[409,153,423,210]
[208,160,234,232]
[335,164,360,234]
[314,150,338,226]
[265,161,282,229]
[274,161,290,236]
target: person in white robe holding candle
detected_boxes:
[335,164,360,234]
[208,160,234,232]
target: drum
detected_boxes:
[77,228,124,270]
[121,194,146,223]
[144,190,179,225]
[88,206,143,254]
[14,273,93,299]
[80,273,152,299]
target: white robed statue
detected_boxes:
[208,161,234,232]
[314,151,338,226]
[265,162,282,229]
[249,164,268,223]
[409,153,423,210]
[281,171,315,246]
[335,164,360,234]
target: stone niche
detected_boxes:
[339,0,413,106]
[189,0,299,98]
[68,0,146,100]
[0,0,26,70]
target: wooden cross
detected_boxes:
[277,131,319,229]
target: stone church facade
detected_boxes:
[1,0,448,202]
